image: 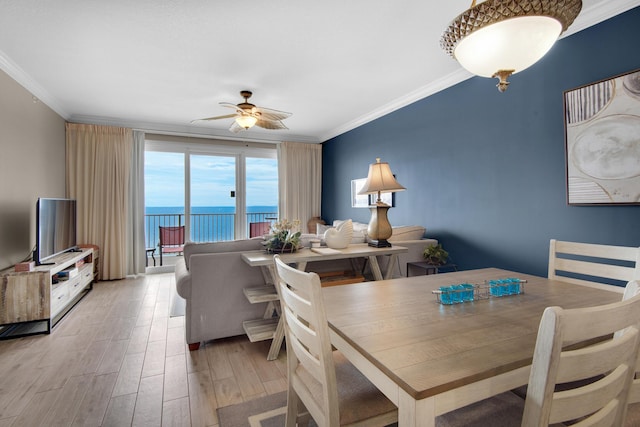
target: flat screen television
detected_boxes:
[35,198,78,265]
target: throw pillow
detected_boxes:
[316,223,333,236]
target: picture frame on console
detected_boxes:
[564,67,640,205]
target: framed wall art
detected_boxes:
[564,68,640,205]
[351,178,395,207]
[351,178,369,208]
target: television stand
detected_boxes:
[0,247,96,339]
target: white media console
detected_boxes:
[0,247,96,338]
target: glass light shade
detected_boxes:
[235,115,258,129]
[454,16,562,78]
[358,158,406,195]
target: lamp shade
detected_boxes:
[358,158,406,196]
[235,114,258,129]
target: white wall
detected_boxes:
[0,69,65,270]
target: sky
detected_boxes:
[145,151,278,207]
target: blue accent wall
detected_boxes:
[322,7,640,277]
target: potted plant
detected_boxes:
[264,219,302,253]
[423,244,449,266]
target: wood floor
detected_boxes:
[0,273,288,427]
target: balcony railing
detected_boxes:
[145,212,277,249]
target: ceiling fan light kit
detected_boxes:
[440,0,582,92]
[235,114,258,129]
[193,90,292,133]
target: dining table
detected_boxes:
[322,267,623,427]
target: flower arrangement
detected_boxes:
[264,219,302,253]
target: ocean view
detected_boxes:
[145,206,277,246]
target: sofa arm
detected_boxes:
[175,258,191,300]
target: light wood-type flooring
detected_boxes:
[0,273,288,426]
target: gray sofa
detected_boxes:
[175,233,438,350]
[175,238,268,350]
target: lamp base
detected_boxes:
[368,239,392,248]
[366,203,393,248]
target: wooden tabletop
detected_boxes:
[322,268,622,401]
[241,244,408,267]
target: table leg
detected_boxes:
[384,254,399,280]
[267,315,285,361]
[368,256,384,281]
[368,254,399,281]
[399,389,435,427]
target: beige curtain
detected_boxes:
[277,142,322,229]
[66,123,132,280]
[127,130,146,276]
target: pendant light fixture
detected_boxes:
[440,0,582,92]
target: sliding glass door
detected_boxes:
[144,138,278,249]
[190,154,236,242]
[246,157,278,237]
[144,151,185,250]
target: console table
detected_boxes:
[241,244,408,360]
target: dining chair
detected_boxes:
[548,239,640,291]
[273,255,398,427]
[249,221,271,238]
[436,280,640,427]
[619,280,640,426]
[158,225,185,266]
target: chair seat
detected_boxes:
[296,350,398,426]
[161,246,184,253]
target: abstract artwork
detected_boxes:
[564,68,640,205]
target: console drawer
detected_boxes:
[51,282,70,317]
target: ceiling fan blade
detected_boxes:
[255,106,292,122]
[255,119,289,130]
[229,121,244,133]
[191,113,237,123]
[220,102,244,112]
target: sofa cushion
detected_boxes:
[183,238,264,269]
[388,225,426,242]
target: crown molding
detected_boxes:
[0,49,70,119]
[563,0,640,37]
[319,68,472,142]
[2,0,637,145]
[319,0,640,142]
[68,114,321,144]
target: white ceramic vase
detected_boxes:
[324,219,353,249]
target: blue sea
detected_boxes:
[145,206,277,246]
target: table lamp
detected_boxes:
[358,158,406,247]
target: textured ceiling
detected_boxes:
[1,0,638,143]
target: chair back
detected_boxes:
[621,281,640,406]
[274,255,339,426]
[159,225,185,247]
[548,239,640,291]
[249,222,271,238]
[522,285,640,427]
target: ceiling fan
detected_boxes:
[193,90,292,133]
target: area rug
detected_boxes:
[169,286,186,317]
[217,391,400,427]
[217,391,290,427]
